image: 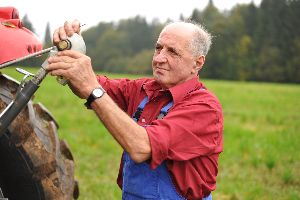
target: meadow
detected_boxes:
[1,67,299,200]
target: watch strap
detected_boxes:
[84,87,105,109]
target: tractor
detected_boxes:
[0,7,79,200]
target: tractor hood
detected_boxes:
[0,7,42,64]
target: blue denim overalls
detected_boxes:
[122,95,212,200]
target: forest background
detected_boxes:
[20,0,300,83]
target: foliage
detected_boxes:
[82,16,162,73]
[43,22,52,48]
[22,14,35,33]
[22,0,299,83]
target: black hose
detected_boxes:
[0,80,39,136]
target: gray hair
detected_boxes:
[189,22,212,57]
[164,21,212,57]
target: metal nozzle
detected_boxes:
[57,39,72,51]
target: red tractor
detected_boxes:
[0,7,78,200]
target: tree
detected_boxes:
[255,0,292,81]
[92,28,131,71]
[117,16,154,55]
[179,14,185,21]
[190,9,201,22]
[126,49,154,74]
[20,14,40,67]
[43,22,52,48]
[201,0,222,29]
[222,5,251,80]
[199,0,227,79]
[22,14,35,33]
[241,2,258,38]
[71,1,300,82]
[82,22,114,52]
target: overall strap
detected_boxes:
[132,96,148,122]
[132,96,174,122]
[156,87,205,120]
[157,101,173,119]
[132,87,205,122]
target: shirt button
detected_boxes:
[142,118,146,123]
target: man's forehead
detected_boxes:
[163,22,196,35]
[157,28,191,49]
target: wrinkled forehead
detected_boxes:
[158,23,195,48]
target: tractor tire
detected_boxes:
[0,73,79,200]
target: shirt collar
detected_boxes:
[142,77,202,105]
[169,77,202,105]
[143,79,161,92]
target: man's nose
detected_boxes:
[153,51,167,63]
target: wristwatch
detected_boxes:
[84,87,106,109]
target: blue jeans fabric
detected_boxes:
[121,152,212,200]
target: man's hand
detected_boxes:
[47,50,100,99]
[53,20,81,44]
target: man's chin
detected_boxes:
[153,77,169,89]
[153,74,162,83]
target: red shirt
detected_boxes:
[97,75,223,199]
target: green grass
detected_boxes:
[1,67,300,200]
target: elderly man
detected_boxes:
[47,20,223,200]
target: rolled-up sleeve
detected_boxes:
[146,101,223,169]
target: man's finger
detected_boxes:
[49,69,67,77]
[59,26,67,40]
[47,61,72,71]
[53,28,60,44]
[72,19,81,34]
[64,21,74,37]
[48,55,74,64]
[57,50,84,59]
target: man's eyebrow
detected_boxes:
[169,46,183,55]
[154,42,183,55]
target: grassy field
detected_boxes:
[1,67,300,200]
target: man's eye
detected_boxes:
[155,45,162,51]
[168,48,179,56]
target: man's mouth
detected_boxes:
[155,66,168,71]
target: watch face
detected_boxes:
[92,88,104,98]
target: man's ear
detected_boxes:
[194,55,205,71]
